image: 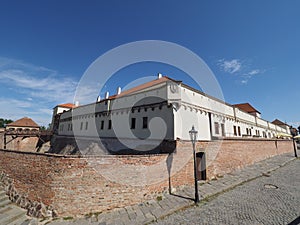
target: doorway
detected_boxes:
[196,152,206,180]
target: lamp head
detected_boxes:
[189,125,198,143]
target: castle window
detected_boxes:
[101,120,104,130]
[143,117,148,129]
[233,126,237,136]
[238,126,241,136]
[221,123,225,136]
[108,120,112,129]
[80,122,83,130]
[85,122,88,130]
[131,118,136,129]
[214,122,219,135]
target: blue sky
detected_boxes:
[0,0,299,127]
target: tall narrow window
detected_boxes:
[131,118,136,129]
[85,121,88,130]
[80,122,83,130]
[101,120,104,130]
[214,122,219,135]
[238,126,241,136]
[233,126,237,136]
[221,124,225,136]
[143,117,148,129]
[108,120,112,129]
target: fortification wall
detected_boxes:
[178,138,293,178]
[0,139,294,217]
[0,133,39,152]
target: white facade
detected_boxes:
[55,76,290,142]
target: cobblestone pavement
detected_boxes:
[0,151,298,225]
[153,158,300,225]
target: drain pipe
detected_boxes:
[208,112,213,140]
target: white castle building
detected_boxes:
[51,75,290,154]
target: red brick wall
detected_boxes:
[205,139,293,177]
[0,149,194,216]
[0,139,294,217]
[177,138,293,178]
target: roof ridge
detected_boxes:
[6,117,39,128]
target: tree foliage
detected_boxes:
[0,118,13,128]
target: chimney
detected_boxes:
[75,101,79,107]
[96,96,101,102]
[105,91,109,99]
[117,87,121,95]
[157,73,162,79]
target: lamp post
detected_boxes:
[293,138,298,158]
[189,125,199,203]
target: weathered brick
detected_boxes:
[0,139,293,218]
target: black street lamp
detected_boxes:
[292,138,298,158]
[189,125,199,203]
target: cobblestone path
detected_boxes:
[153,159,300,225]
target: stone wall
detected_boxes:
[0,133,39,152]
[0,139,294,218]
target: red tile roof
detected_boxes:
[57,103,76,108]
[6,117,39,128]
[233,103,261,114]
[272,119,288,126]
[107,76,180,100]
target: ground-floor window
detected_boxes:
[143,117,148,129]
[131,118,136,129]
[214,122,219,135]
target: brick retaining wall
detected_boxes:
[0,139,294,217]
[0,149,194,217]
[177,138,293,178]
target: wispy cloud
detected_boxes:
[0,57,79,125]
[0,69,77,103]
[289,121,300,128]
[218,59,242,74]
[218,58,264,84]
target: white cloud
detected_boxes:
[0,57,79,126]
[247,69,260,76]
[218,58,265,85]
[218,59,242,74]
[0,69,77,103]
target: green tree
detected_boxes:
[0,118,13,128]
